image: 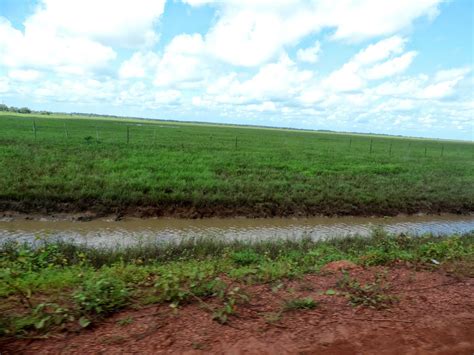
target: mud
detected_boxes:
[3,265,473,354]
[1,198,473,220]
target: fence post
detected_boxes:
[127,126,130,144]
[64,122,68,140]
[441,145,444,157]
[349,138,352,151]
[424,146,427,157]
[235,136,238,149]
[369,139,373,154]
[389,143,392,157]
[153,128,156,144]
[96,127,99,142]
[33,120,37,140]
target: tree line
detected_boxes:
[0,104,52,115]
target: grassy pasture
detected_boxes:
[0,112,473,216]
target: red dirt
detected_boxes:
[321,260,360,273]
[3,266,474,354]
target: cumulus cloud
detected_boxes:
[0,0,166,76]
[0,18,115,74]
[297,41,321,63]
[25,0,166,48]
[183,0,441,66]
[324,36,415,92]
[119,52,160,79]
[154,34,209,87]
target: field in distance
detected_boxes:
[0,112,473,217]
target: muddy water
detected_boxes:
[0,214,473,248]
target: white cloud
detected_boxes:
[419,67,471,99]
[324,0,441,41]
[0,77,9,93]
[8,69,42,81]
[154,90,182,105]
[352,36,406,65]
[119,52,160,79]
[26,0,166,48]
[154,34,208,87]
[183,0,441,67]
[0,18,116,74]
[370,67,471,100]
[365,51,417,80]
[199,54,313,105]
[0,0,166,77]
[324,36,414,92]
[296,41,321,63]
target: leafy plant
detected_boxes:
[74,276,130,315]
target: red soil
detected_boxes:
[3,266,474,354]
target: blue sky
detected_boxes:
[0,0,472,140]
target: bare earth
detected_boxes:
[3,265,474,354]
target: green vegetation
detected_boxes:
[1,231,473,337]
[1,112,473,216]
[283,297,318,311]
[336,271,397,309]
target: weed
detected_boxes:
[117,316,133,326]
[231,250,261,266]
[74,276,130,315]
[283,297,318,311]
[336,272,397,309]
[262,311,282,324]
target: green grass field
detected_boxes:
[0,112,473,216]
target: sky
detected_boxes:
[0,0,473,140]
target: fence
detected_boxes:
[0,117,471,160]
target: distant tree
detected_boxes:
[0,104,8,111]
[8,106,19,112]
[18,107,32,114]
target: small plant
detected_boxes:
[74,276,130,316]
[231,250,261,266]
[283,297,318,311]
[0,303,72,336]
[211,286,249,324]
[336,272,397,309]
[155,270,225,304]
[117,316,133,326]
[262,311,282,324]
